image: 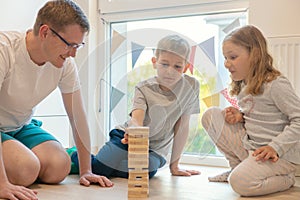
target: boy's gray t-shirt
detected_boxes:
[117,74,200,159]
[238,76,300,164]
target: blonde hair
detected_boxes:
[224,25,281,96]
[33,0,89,35]
[155,35,190,61]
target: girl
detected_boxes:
[201,25,300,196]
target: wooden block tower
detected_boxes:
[127,127,149,199]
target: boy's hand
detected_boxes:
[224,106,243,124]
[121,133,128,144]
[170,166,200,176]
[252,146,279,162]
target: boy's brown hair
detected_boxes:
[155,34,190,62]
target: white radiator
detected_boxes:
[268,37,300,97]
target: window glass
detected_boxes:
[108,12,247,157]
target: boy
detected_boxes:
[70,34,201,178]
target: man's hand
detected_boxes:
[79,172,114,187]
[0,182,38,200]
[224,107,243,124]
[252,146,279,162]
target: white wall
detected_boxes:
[249,0,300,37]
[0,1,46,31]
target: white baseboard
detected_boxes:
[180,154,230,168]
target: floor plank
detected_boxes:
[28,165,300,200]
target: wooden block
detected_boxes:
[128,153,149,159]
[129,171,148,180]
[128,145,148,153]
[128,187,149,192]
[128,138,149,145]
[128,180,149,188]
[128,188,149,198]
[128,168,148,173]
[128,153,147,157]
[127,127,149,138]
[128,160,148,169]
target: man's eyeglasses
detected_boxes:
[49,27,85,50]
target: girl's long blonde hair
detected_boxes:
[224,25,281,96]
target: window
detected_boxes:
[99,1,248,166]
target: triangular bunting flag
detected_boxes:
[186,45,196,74]
[131,42,145,69]
[198,37,216,66]
[222,18,240,34]
[220,88,239,109]
[110,86,125,112]
[111,30,126,55]
[202,93,220,107]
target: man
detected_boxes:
[0,1,112,199]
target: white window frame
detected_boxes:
[98,0,249,22]
[97,0,249,167]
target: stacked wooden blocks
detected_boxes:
[127,127,149,199]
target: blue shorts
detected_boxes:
[1,119,58,149]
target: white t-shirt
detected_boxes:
[0,31,80,132]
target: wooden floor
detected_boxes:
[28,165,300,200]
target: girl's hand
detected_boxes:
[224,107,243,124]
[252,146,279,162]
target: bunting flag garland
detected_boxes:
[186,45,197,74]
[202,93,220,107]
[111,30,126,55]
[110,86,125,112]
[222,18,240,34]
[220,88,239,109]
[198,37,216,66]
[131,42,145,69]
[99,79,125,113]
